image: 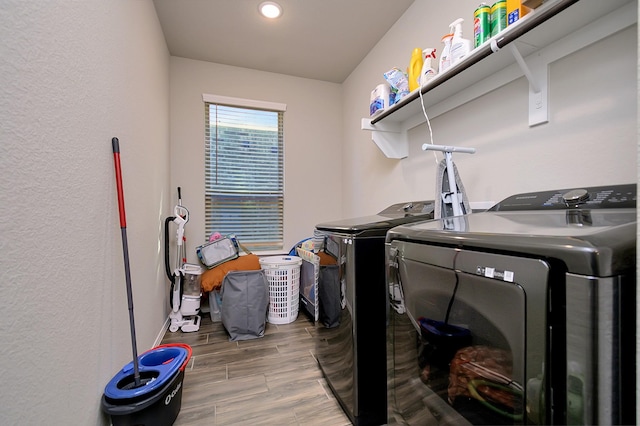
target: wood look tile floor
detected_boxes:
[160,310,352,426]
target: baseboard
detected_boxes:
[153,316,171,348]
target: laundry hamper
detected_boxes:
[259,255,302,324]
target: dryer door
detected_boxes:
[388,240,550,425]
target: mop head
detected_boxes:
[435,158,471,219]
[119,373,157,390]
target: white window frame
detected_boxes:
[203,94,287,252]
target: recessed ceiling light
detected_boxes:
[259,1,282,19]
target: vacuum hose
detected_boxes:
[164,216,176,283]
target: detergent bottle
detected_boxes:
[449,18,472,66]
[408,47,423,92]
[439,33,453,73]
[419,48,437,86]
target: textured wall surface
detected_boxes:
[342,1,637,217]
[0,1,170,424]
[0,1,637,424]
[169,57,344,252]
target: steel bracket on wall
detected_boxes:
[505,43,549,127]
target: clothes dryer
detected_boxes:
[315,200,435,426]
[385,184,636,425]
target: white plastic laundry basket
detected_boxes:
[259,256,302,324]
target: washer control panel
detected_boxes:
[489,184,636,211]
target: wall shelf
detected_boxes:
[362,0,636,159]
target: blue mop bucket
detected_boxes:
[102,344,191,426]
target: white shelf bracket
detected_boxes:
[508,43,549,127]
[361,118,408,159]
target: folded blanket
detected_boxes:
[317,251,337,266]
[201,254,261,292]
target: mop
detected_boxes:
[104,139,193,425]
[111,137,143,388]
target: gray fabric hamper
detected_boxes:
[220,270,269,341]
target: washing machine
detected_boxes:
[385,184,636,425]
[314,200,436,426]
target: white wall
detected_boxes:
[0,1,170,424]
[169,57,343,255]
[0,1,637,424]
[342,1,637,217]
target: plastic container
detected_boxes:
[439,33,453,73]
[259,255,302,324]
[180,263,202,317]
[507,0,532,26]
[208,289,222,322]
[491,1,507,37]
[407,47,423,92]
[181,263,202,297]
[419,48,438,86]
[474,3,491,47]
[102,344,192,426]
[370,83,391,116]
[418,317,471,369]
[449,18,472,66]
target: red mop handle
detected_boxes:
[111,136,141,386]
[112,137,127,228]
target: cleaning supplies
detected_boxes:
[449,18,472,66]
[419,48,437,86]
[491,1,507,37]
[474,3,491,48]
[383,67,409,104]
[408,47,423,92]
[439,33,453,73]
[370,83,392,116]
[507,0,532,26]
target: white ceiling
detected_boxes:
[152,0,415,83]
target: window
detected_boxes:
[204,94,286,251]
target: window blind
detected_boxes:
[204,99,284,251]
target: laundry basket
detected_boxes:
[259,255,302,324]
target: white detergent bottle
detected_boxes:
[449,18,472,66]
[419,48,437,86]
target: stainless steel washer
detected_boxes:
[385,184,636,425]
[314,200,435,425]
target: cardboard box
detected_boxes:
[507,0,532,25]
[522,0,544,8]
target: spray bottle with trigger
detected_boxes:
[419,48,437,86]
[439,33,453,73]
[449,18,472,67]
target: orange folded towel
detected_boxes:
[201,254,261,292]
